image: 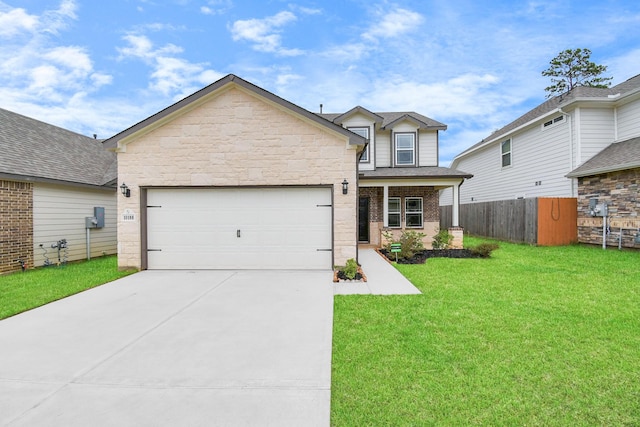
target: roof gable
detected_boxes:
[0,108,116,187]
[332,106,383,125]
[103,74,366,150]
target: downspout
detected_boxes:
[558,107,575,197]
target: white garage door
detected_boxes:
[146,187,332,269]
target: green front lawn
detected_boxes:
[0,256,135,319]
[332,238,640,426]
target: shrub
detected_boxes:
[342,258,359,280]
[399,230,426,259]
[469,242,500,258]
[432,229,454,249]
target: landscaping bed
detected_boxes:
[380,241,499,264]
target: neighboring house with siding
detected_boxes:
[103,74,471,271]
[441,74,640,244]
[0,108,117,273]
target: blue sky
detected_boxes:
[1,0,639,166]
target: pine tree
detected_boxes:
[542,48,612,98]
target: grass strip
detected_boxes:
[0,256,135,320]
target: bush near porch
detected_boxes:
[332,238,640,425]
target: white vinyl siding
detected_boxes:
[577,107,616,165]
[375,131,391,167]
[448,118,573,204]
[33,184,117,267]
[617,100,640,141]
[418,130,438,166]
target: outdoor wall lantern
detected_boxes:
[342,179,349,195]
[120,182,131,198]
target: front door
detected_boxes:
[358,197,369,243]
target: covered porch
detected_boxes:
[357,168,471,249]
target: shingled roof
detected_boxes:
[0,108,116,187]
[320,108,447,130]
[566,136,640,178]
[456,74,640,158]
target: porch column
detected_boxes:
[452,183,460,227]
[383,184,389,227]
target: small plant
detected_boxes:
[342,258,359,280]
[432,229,453,249]
[469,242,500,258]
[381,230,395,251]
[399,230,426,259]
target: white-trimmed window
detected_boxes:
[388,197,401,228]
[394,133,415,166]
[501,139,511,167]
[350,127,370,163]
[405,197,423,228]
[542,115,564,129]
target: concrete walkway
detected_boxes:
[0,270,334,427]
[333,248,421,295]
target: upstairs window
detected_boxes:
[388,197,401,228]
[395,133,415,166]
[405,197,423,228]
[501,139,511,167]
[543,115,564,128]
[350,127,370,163]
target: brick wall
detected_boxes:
[577,168,640,248]
[358,186,439,222]
[0,180,33,273]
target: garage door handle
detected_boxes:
[237,229,241,238]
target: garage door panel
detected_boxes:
[146,188,332,270]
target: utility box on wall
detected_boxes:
[94,206,105,228]
[86,207,105,229]
[589,198,608,217]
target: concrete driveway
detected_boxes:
[0,270,334,426]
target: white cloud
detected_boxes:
[0,7,38,36]
[117,33,224,97]
[362,6,424,41]
[0,1,111,110]
[200,0,233,15]
[229,11,303,56]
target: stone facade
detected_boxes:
[117,86,359,269]
[577,168,640,248]
[0,180,33,273]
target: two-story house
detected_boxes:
[104,74,471,271]
[441,73,640,246]
[321,106,472,248]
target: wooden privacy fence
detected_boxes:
[440,197,577,245]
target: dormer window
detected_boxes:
[394,133,416,166]
[349,127,370,163]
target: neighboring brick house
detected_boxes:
[103,74,471,271]
[0,108,117,274]
[567,136,640,248]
